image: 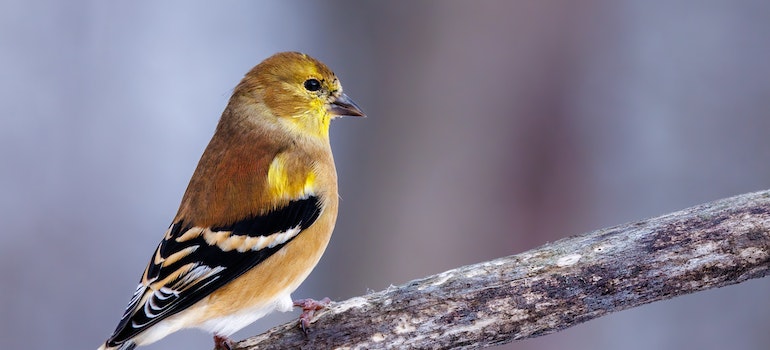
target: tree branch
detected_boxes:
[235,190,770,350]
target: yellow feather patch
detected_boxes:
[303,171,317,195]
[280,103,331,139]
[267,154,316,200]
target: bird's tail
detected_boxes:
[97,340,136,350]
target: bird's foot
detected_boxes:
[213,334,236,350]
[293,297,331,333]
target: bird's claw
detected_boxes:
[213,334,235,350]
[293,297,331,333]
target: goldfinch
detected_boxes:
[98,52,365,350]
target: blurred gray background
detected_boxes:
[2,1,769,350]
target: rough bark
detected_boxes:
[235,190,770,350]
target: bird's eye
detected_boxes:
[304,78,322,92]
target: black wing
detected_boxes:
[106,196,321,347]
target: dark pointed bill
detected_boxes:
[329,93,366,117]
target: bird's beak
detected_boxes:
[329,93,366,117]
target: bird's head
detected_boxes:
[234,52,365,139]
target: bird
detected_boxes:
[98,52,365,350]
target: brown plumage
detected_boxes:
[99,52,364,350]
